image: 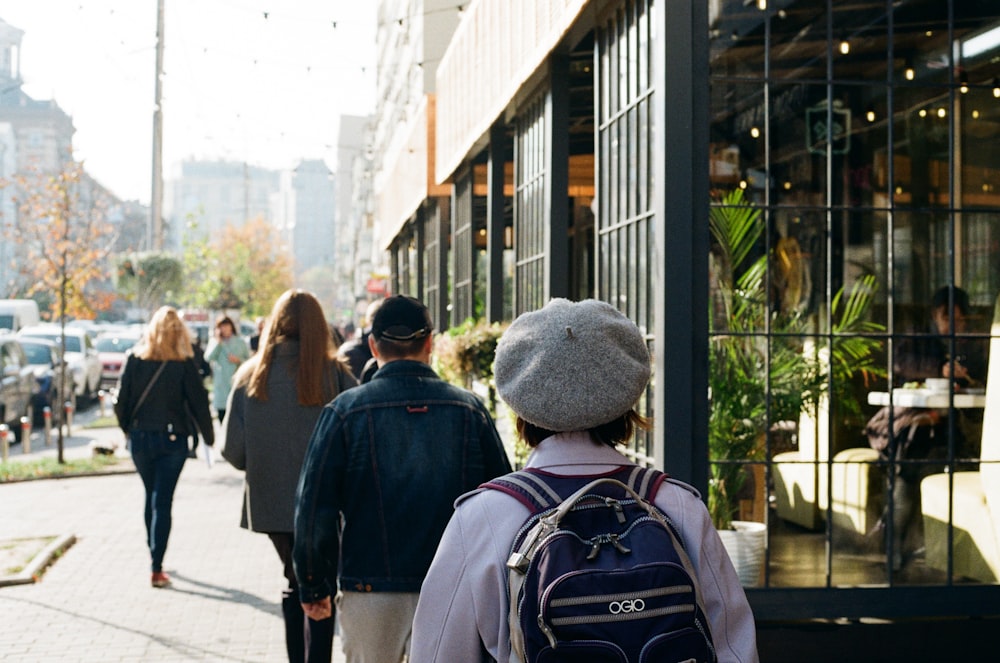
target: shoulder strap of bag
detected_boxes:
[131,361,168,422]
[483,465,666,513]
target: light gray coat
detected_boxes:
[221,341,357,532]
[410,433,759,663]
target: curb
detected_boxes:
[0,459,135,484]
[0,533,76,587]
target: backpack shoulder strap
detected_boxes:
[482,465,668,513]
[481,469,565,512]
[622,464,668,501]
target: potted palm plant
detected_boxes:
[708,189,883,583]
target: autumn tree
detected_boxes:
[1,161,118,462]
[212,217,293,318]
[4,162,118,319]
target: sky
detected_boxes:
[0,0,377,204]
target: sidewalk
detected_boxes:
[0,419,344,662]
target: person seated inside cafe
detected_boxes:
[868,285,989,570]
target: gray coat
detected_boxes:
[221,341,358,532]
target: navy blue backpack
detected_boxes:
[483,466,717,663]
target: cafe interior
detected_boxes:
[707,0,1000,592]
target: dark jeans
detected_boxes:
[883,419,965,570]
[129,430,188,572]
[269,533,334,663]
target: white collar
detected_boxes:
[525,432,631,473]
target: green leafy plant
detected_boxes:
[433,318,508,393]
[434,318,528,465]
[708,189,884,529]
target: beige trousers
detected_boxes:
[336,590,419,663]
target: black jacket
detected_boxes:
[114,354,215,446]
[338,329,373,380]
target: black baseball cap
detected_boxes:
[371,295,433,341]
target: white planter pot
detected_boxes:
[717,520,767,588]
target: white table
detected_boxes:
[868,388,987,409]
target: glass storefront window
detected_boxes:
[710,0,1000,589]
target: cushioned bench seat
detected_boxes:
[920,292,1000,582]
[921,471,1000,582]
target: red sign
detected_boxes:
[366,279,388,295]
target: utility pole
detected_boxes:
[150,0,165,250]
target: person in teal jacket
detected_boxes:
[204,315,250,422]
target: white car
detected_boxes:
[18,324,102,400]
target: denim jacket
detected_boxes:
[293,359,512,600]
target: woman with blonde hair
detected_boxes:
[114,306,215,588]
[223,289,357,663]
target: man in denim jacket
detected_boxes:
[293,295,512,663]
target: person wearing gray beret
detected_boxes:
[493,297,651,433]
[411,298,759,663]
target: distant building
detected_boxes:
[0,16,143,299]
[0,18,74,175]
[164,159,280,250]
[271,159,336,278]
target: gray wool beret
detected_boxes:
[494,298,651,432]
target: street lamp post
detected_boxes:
[150,0,165,251]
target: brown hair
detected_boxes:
[215,315,237,333]
[515,410,651,449]
[238,289,345,406]
[134,306,194,361]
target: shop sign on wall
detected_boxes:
[806,100,851,155]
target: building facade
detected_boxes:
[367,0,1000,624]
[0,16,143,299]
[164,159,280,250]
[335,114,377,323]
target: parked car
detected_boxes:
[95,331,142,390]
[18,337,76,427]
[18,324,102,401]
[0,333,36,440]
[0,299,40,333]
[66,318,103,341]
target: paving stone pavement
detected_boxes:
[0,422,345,662]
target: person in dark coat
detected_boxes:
[222,290,358,663]
[293,295,511,662]
[873,285,989,570]
[337,299,383,383]
[114,306,215,588]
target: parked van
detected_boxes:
[0,299,41,333]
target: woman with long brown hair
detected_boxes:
[114,306,215,589]
[222,289,357,663]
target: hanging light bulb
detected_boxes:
[839,36,850,55]
[993,78,1000,98]
[866,106,876,123]
[750,126,761,139]
[959,70,969,94]
[756,0,767,9]
[904,58,915,81]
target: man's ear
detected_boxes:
[368,334,379,359]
